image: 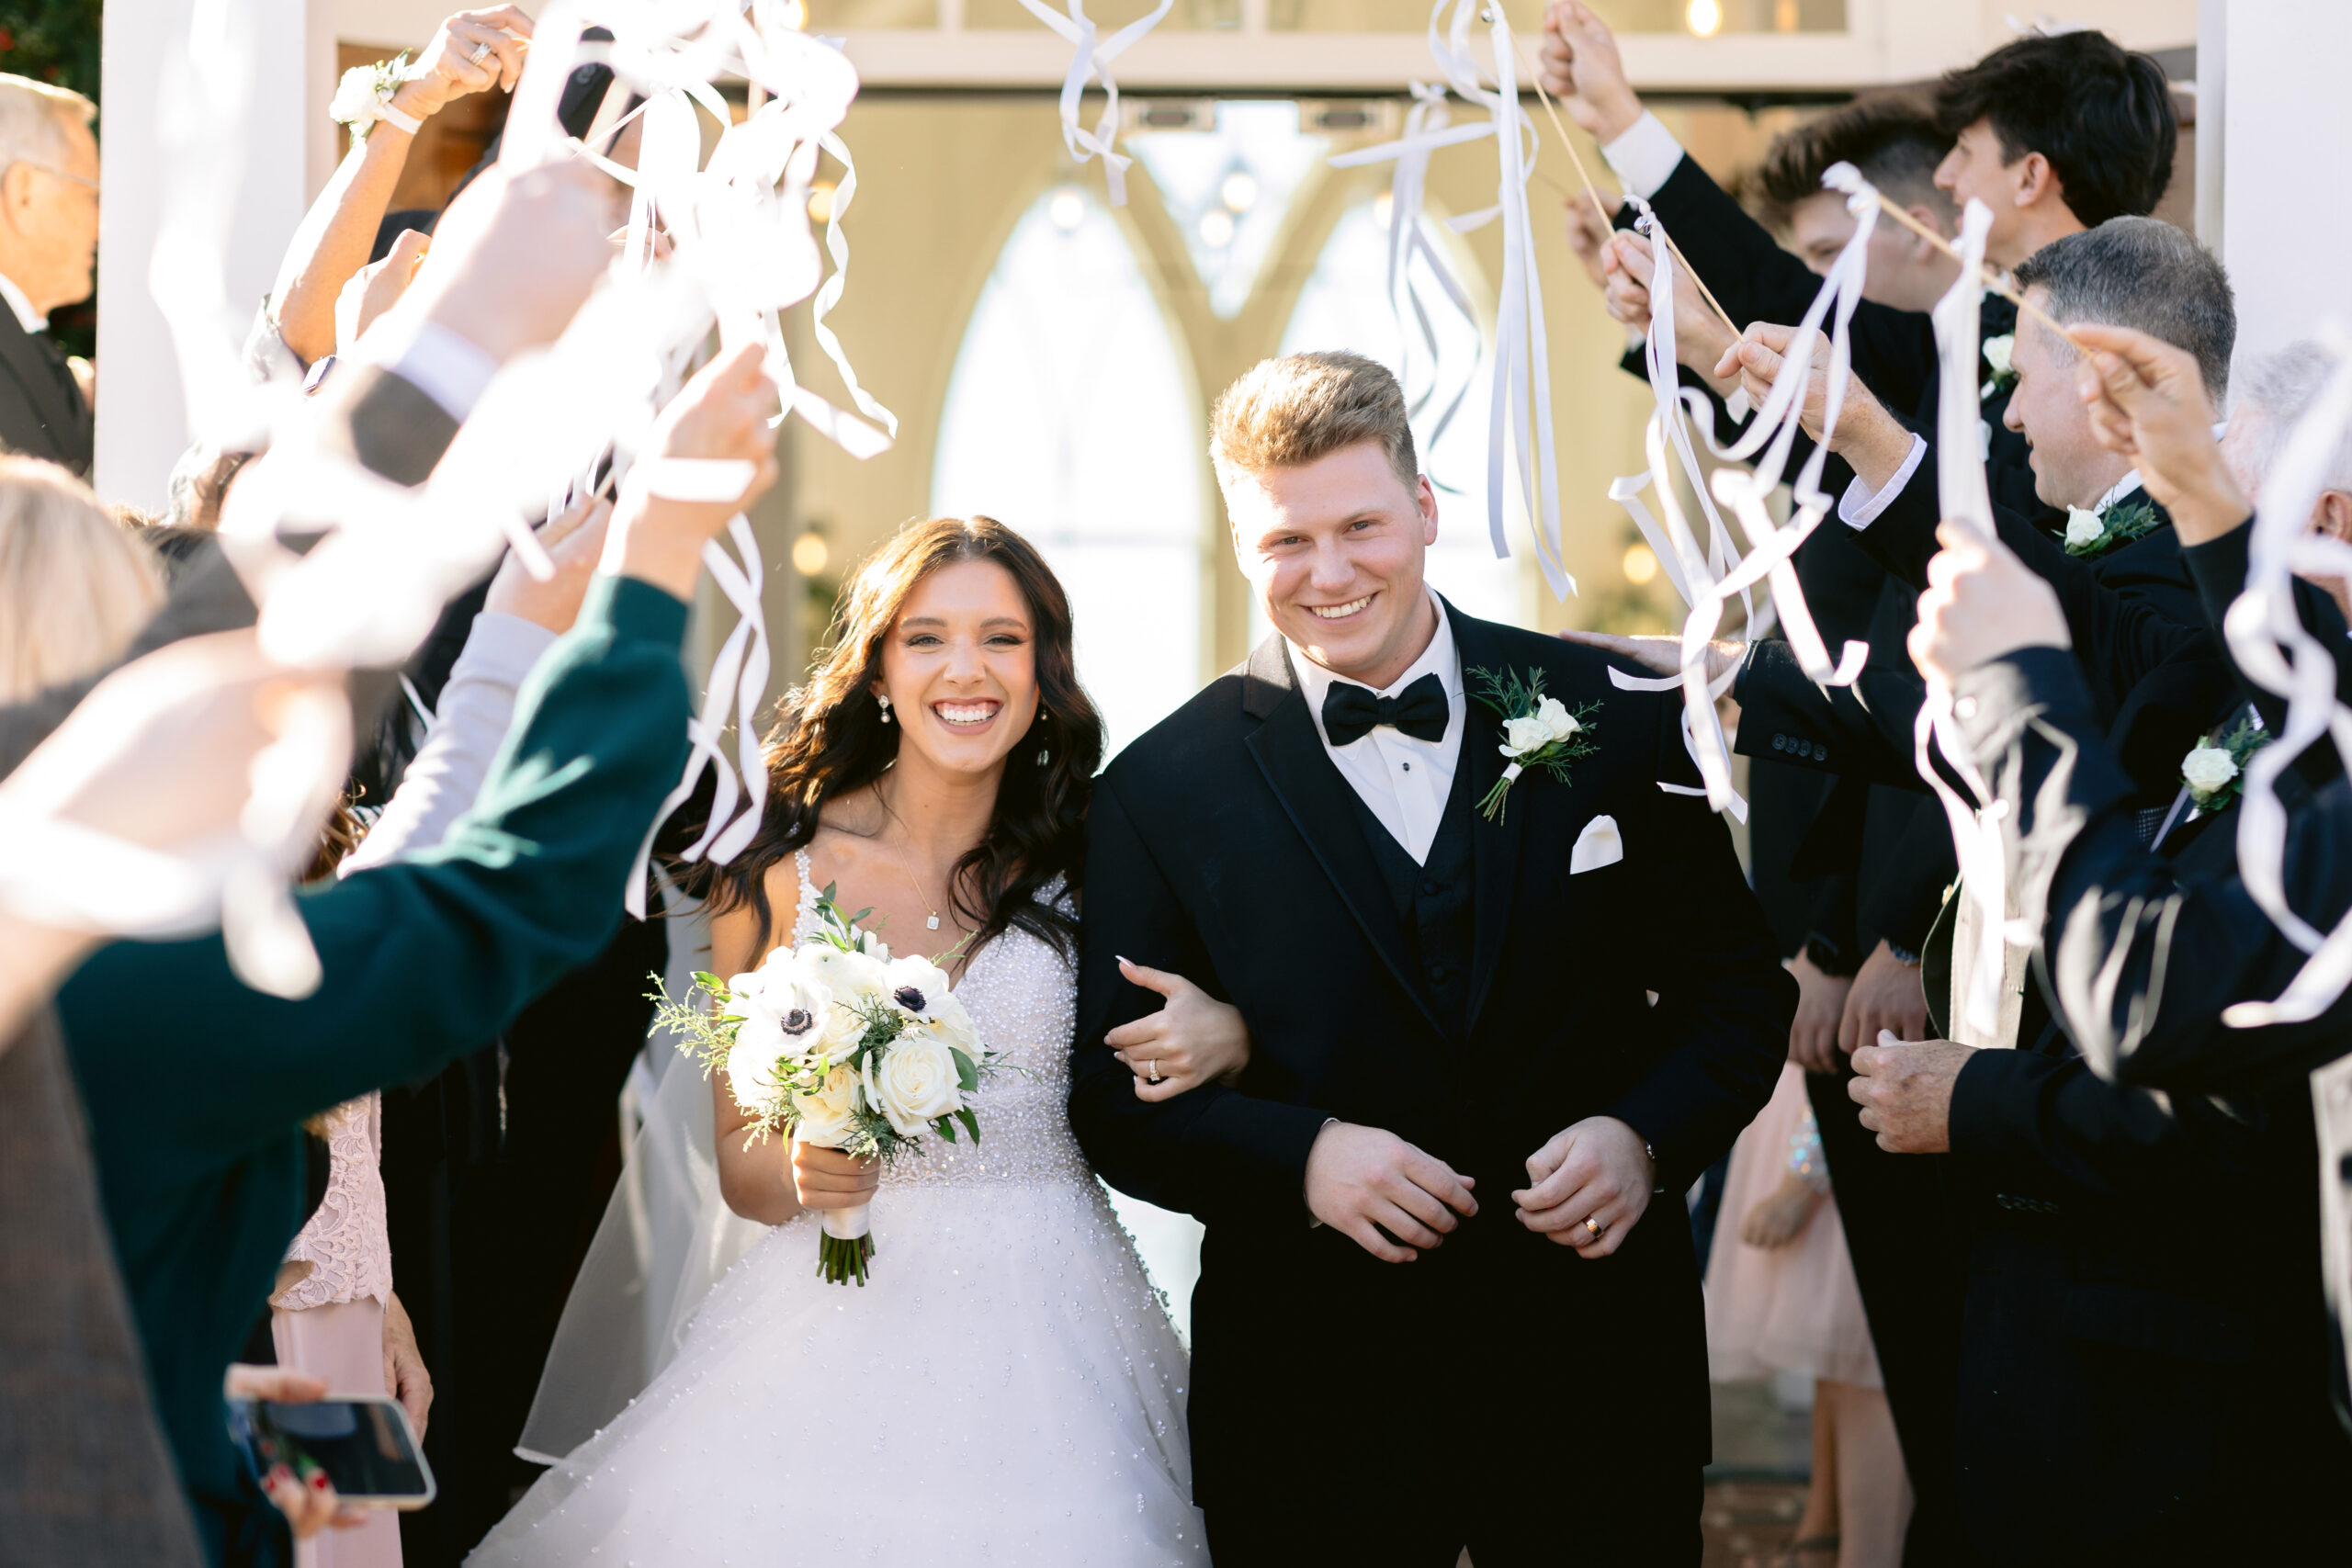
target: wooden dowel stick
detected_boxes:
[1862,187,2088,349]
[1509,31,1743,343]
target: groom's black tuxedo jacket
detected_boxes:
[1069,604,1792,1514]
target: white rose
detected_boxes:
[2181,745,2240,796]
[723,1013,787,1114]
[1501,714,1552,757]
[883,953,956,1018]
[328,66,386,129]
[862,1032,963,1137]
[1536,694,1581,744]
[2064,507,2106,549]
[790,1063,861,1148]
[1982,334,2013,378]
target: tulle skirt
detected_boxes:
[467,1179,1207,1565]
[1704,1062,1882,1389]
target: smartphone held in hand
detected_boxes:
[229,1393,437,1508]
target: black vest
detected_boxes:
[1340,735,1477,1043]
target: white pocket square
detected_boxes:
[1570,815,1623,874]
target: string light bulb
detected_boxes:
[1622,543,1660,585]
[792,533,830,575]
[1686,0,1723,37]
[1047,186,1085,231]
[1198,208,1236,248]
[1220,170,1259,212]
[807,178,836,223]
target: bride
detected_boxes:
[469,517,1237,1564]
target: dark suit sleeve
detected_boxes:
[1600,689,1794,1190]
[1956,646,2352,1092]
[57,575,692,1168]
[1947,1047,2273,1203]
[2181,522,2352,729]
[1733,639,1940,790]
[1853,463,2206,711]
[1068,775,1337,1226]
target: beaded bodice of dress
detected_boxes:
[791,850,1088,1190]
[273,1092,393,1310]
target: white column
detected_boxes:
[2211,0,2352,371]
[95,0,332,509]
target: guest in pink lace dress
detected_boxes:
[271,1093,411,1568]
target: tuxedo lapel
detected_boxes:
[0,310,89,468]
[1240,635,1448,1041]
[1449,611,1526,1037]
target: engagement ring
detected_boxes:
[469,39,493,63]
[1148,1059,1162,1083]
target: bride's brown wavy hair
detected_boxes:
[675,516,1102,961]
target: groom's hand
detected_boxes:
[1305,1123,1477,1264]
[1513,1116,1655,1258]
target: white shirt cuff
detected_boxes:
[354,316,502,423]
[1838,434,1928,530]
[1600,111,1686,203]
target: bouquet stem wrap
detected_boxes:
[818,1201,875,1287]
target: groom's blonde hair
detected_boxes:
[1208,351,1419,496]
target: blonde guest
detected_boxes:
[0,455,162,702]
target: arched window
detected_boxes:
[931,185,1205,762]
[1272,197,1529,634]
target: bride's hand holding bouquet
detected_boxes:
[656,884,1003,1285]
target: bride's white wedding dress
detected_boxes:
[469,859,1206,1564]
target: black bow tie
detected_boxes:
[1321,671,1450,748]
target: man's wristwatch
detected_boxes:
[1803,934,1854,978]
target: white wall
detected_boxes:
[2211,0,2352,372]
[95,0,329,509]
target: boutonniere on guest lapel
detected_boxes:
[1470,666,1598,823]
[2181,716,2269,813]
[2063,496,2162,560]
[1980,333,2017,400]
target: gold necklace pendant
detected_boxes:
[926,912,941,931]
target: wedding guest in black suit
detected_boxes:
[1069,353,1792,1566]
[1541,4,2176,543]
[0,73,98,476]
[1900,346,2352,1556]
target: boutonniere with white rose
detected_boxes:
[2063,496,2163,560]
[1469,666,1599,823]
[650,885,1004,1285]
[1980,333,2017,400]
[2181,716,2270,814]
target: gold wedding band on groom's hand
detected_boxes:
[1583,1217,1605,1241]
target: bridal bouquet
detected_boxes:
[652,886,999,1285]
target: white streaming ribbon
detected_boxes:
[1380,83,1481,472]
[1330,1,1572,597]
[1015,0,1173,207]
[1601,164,1880,815]
[110,0,899,989]
[2218,324,2352,1027]
[1914,197,2033,1037]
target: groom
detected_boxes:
[1069,352,1792,1565]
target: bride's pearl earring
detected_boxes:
[877,694,892,724]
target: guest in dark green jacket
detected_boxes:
[54,340,782,1564]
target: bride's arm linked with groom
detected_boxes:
[1068,351,1795,1564]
